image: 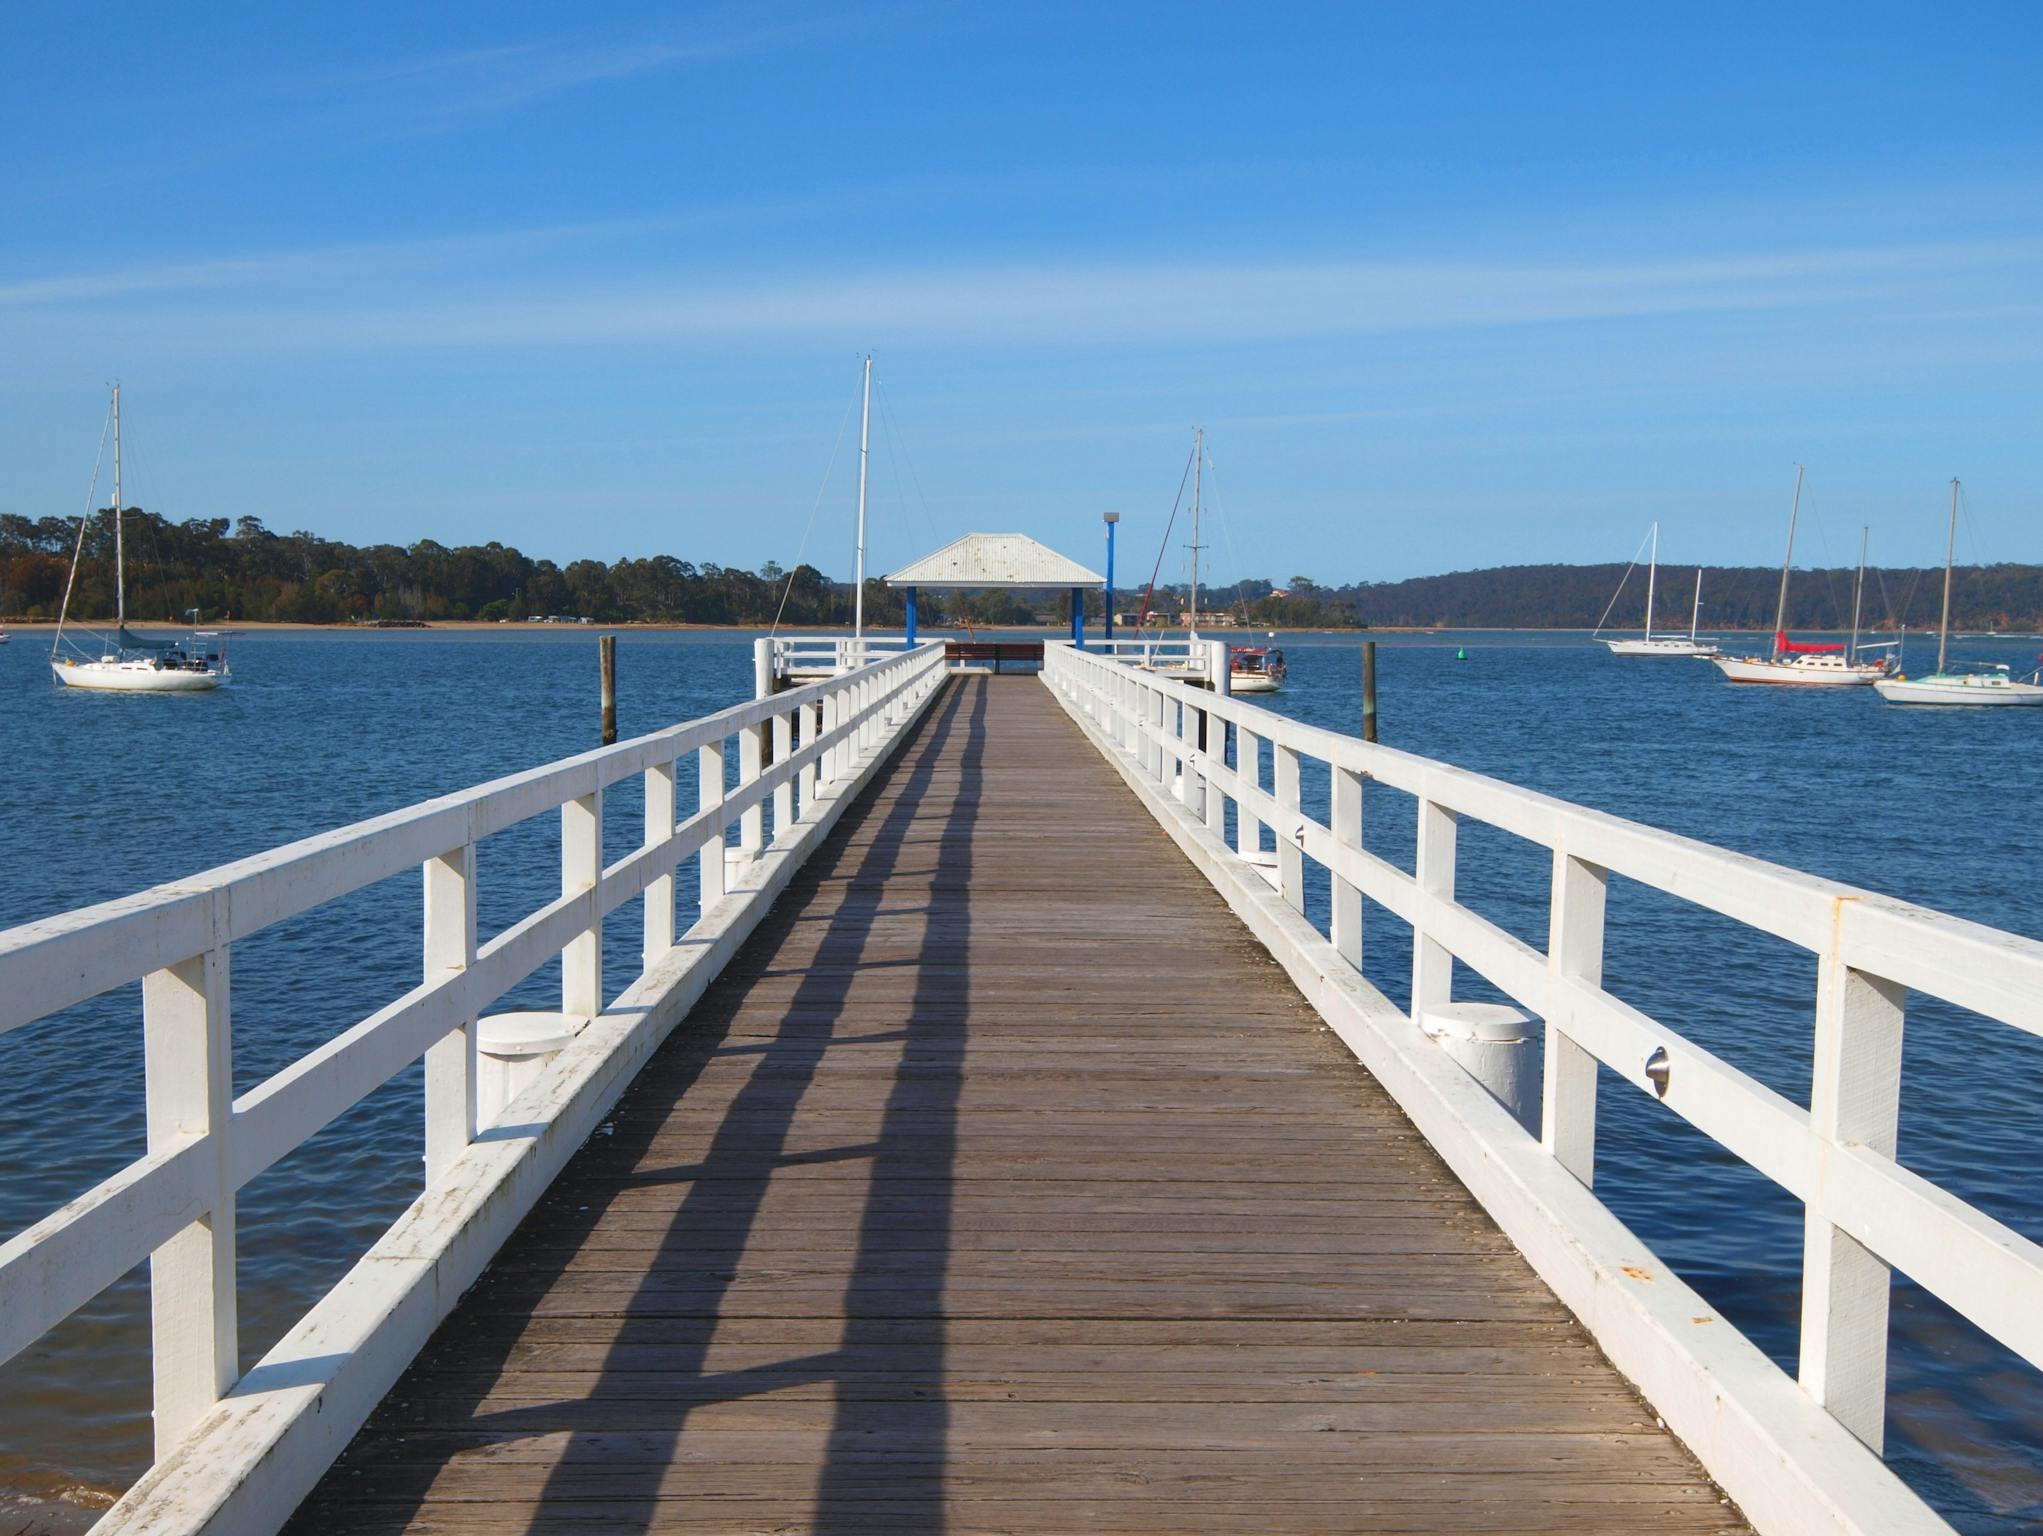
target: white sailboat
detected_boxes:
[1875,480,2043,707]
[1596,522,1720,657]
[51,386,229,693]
[1711,466,1889,687]
[1141,429,1284,693]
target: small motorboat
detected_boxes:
[1229,646,1286,693]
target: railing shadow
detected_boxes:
[811,670,980,1531]
[287,677,983,1534]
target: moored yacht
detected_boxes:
[1712,467,1888,687]
[1875,480,2043,707]
[50,386,229,693]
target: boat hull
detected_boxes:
[1228,672,1281,694]
[1602,638,1720,657]
[1873,674,2043,706]
[53,660,224,693]
[1711,654,1883,687]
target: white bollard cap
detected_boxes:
[477,1011,590,1062]
[1419,1001,1538,1046]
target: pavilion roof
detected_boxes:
[885,533,1104,590]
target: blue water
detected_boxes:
[1,628,2038,1531]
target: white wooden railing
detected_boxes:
[768,634,1218,683]
[0,642,946,1532]
[767,633,917,679]
[1084,635,1219,677]
[1044,641,2042,1536]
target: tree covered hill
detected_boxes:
[1205,561,2043,632]
[5,509,2041,631]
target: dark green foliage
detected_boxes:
[1321,562,2043,631]
[11,510,2034,631]
[0,510,867,627]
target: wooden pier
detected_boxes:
[285,677,1741,1534]
[12,632,2035,1536]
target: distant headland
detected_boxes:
[4,510,2039,633]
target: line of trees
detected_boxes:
[1304,562,2043,631]
[1165,563,2043,631]
[0,511,940,627]
[8,509,2042,631]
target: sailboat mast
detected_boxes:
[1772,464,1803,657]
[1188,427,1203,637]
[853,355,871,647]
[1937,478,1958,675]
[1690,569,1703,642]
[112,382,125,631]
[1643,522,1658,639]
[1849,526,1867,664]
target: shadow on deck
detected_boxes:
[285,674,1745,1535]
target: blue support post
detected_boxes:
[905,586,918,645]
[1103,510,1119,641]
[1103,513,1118,643]
[1071,586,1084,650]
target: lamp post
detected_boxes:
[1103,511,1120,644]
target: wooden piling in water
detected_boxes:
[1362,640,1378,742]
[599,634,617,745]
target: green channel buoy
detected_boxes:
[1455,647,1468,661]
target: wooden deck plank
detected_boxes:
[285,675,1746,1535]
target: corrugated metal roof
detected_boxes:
[885,533,1105,590]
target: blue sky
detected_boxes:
[3,2,2040,584]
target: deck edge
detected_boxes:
[87,677,950,1536]
[1043,671,1950,1536]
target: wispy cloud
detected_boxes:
[292,8,876,132]
[6,228,2039,361]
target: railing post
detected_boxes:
[698,739,726,908]
[561,787,602,1018]
[772,707,793,839]
[643,757,677,965]
[1543,849,1605,1186]
[739,718,765,860]
[423,842,478,1180]
[142,912,235,1456]
[1204,714,1228,839]
[1275,742,1303,911]
[1411,797,1457,1021]
[801,699,821,810]
[1236,726,1264,859]
[1800,955,1904,1452]
[818,690,837,788]
[1331,764,1363,970]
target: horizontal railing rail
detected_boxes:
[767,634,917,677]
[1043,640,2043,1536]
[0,642,947,1517]
[1085,636,1217,674]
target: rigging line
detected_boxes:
[874,379,944,553]
[52,399,115,658]
[1199,445,1251,623]
[1797,480,1850,632]
[1589,526,1654,638]
[872,379,975,639]
[1136,441,1198,631]
[1959,479,1986,574]
[769,379,860,638]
